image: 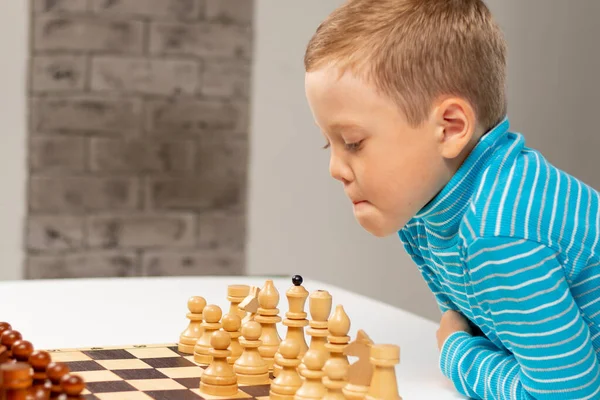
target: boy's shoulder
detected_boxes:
[460,139,599,271]
[462,136,542,239]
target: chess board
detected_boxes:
[47,343,275,400]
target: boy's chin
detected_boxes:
[354,211,401,238]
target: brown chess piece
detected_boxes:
[0,362,33,399]
[178,296,206,354]
[29,351,51,380]
[11,341,34,364]
[199,330,238,396]
[60,374,85,399]
[365,344,402,400]
[1,330,23,359]
[29,350,52,395]
[0,345,9,364]
[46,362,70,398]
[0,322,12,337]
[0,323,11,364]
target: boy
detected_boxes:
[303,0,600,399]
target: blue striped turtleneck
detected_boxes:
[398,118,600,399]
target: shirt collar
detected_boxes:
[414,117,511,235]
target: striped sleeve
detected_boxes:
[440,236,600,399]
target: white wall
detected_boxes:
[0,1,28,280]
[247,0,600,321]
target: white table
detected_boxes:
[0,276,465,399]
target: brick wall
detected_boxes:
[26,0,253,279]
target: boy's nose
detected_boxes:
[329,154,352,184]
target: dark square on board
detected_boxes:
[173,377,200,389]
[143,390,203,400]
[112,368,170,380]
[85,380,138,394]
[82,349,136,360]
[239,384,271,397]
[142,357,199,369]
[65,360,106,372]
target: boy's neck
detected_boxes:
[412,118,511,244]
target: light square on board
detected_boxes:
[95,392,154,400]
[126,347,180,359]
[185,355,202,365]
[190,388,254,399]
[49,351,91,362]
[126,378,187,391]
[157,366,204,379]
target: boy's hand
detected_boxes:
[437,310,473,351]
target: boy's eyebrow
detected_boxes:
[326,122,365,134]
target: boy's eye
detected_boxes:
[344,141,362,151]
[322,142,330,150]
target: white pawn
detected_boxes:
[199,330,238,396]
[178,296,206,354]
[234,320,270,385]
[270,340,303,399]
[294,349,327,400]
[194,304,222,364]
[222,313,243,365]
[322,358,348,400]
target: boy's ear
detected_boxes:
[433,97,477,159]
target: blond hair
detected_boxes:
[304,0,507,131]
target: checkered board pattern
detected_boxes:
[46,343,274,400]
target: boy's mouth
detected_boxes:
[347,192,367,205]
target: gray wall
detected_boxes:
[246,0,600,321]
[26,0,252,279]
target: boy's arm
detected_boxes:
[441,236,600,399]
